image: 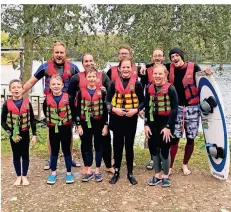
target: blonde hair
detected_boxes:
[85,65,98,76]
[152,48,164,56]
[153,64,169,79]
[9,79,23,90]
[52,41,66,51]
[50,74,64,84]
[118,45,132,56]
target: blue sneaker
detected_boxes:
[148,176,162,186]
[82,173,94,182]
[146,161,154,170]
[162,178,171,187]
[47,174,56,185]
[94,173,103,182]
[65,174,74,184]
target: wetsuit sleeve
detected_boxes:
[34,63,46,80]
[68,74,80,99]
[102,73,111,91]
[29,102,37,136]
[71,63,80,74]
[106,81,115,113]
[193,63,202,85]
[106,69,112,80]
[135,80,145,111]
[69,95,76,125]
[144,87,151,126]
[166,85,178,130]
[1,101,11,134]
[102,91,109,125]
[76,91,82,126]
[43,98,47,118]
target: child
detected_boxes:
[76,65,108,182]
[144,64,178,187]
[1,79,37,186]
[43,75,75,184]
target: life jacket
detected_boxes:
[111,65,138,81]
[46,93,72,129]
[148,82,171,121]
[6,98,30,131]
[169,62,199,105]
[111,76,139,109]
[80,88,104,128]
[44,60,72,95]
[78,71,103,89]
[147,66,154,83]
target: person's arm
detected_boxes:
[102,73,111,91]
[71,63,80,74]
[193,63,202,84]
[166,85,178,130]
[106,81,115,113]
[135,80,145,112]
[144,87,151,126]
[29,102,37,136]
[76,90,82,126]
[1,102,11,136]
[106,69,112,80]
[23,76,39,94]
[42,97,47,118]
[68,74,79,103]
[102,91,109,125]
[69,95,76,124]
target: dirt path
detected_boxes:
[1,156,231,212]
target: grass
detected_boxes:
[1,126,231,171]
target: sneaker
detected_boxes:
[94,173,103,182]
[65,174,74,184]
[44,160,50,170]
[146,161,154,170]
[82,173,94,182]
[148,176,162,186]
[47,174,57,185]
[162,178,171,187]
[71,160,81,167]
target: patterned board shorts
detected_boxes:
[174,105,200,139]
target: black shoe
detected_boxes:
[127,173,137,185]
[109,171,120,184]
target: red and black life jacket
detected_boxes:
[46,93,72,127]
[169,62,199,105]
[148,82,171,120]
[111,76,139,109]
[78,71,103,89]
[44,60,72,95]
[111,65,138,81]
[80,88,103,121]
[6,98,30,131]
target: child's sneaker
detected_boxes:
[82,173,94,182]
[162,178,171,187]
[47,174,56,185]
[94,173,103,182]
[65,174,74,184]
[148,176,162,186]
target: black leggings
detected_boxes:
[80,120,104,167]
[102,132,112,168]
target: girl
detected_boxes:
[43,75,75,184]
[1,79,37,186]
[144,64,178,187]
[106,57,145,185]
[76,65,108,182]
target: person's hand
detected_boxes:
[102,125,108,136]
[160,128,173,143]
[125,109,138,117]
[202,67,213,75]
[138,109,145,119]
[144,125,152,139]
[140,65,147,75]
[112,107,126,116]
[12,135,22,143]
[77,125,83,136]
[31,135,37,145]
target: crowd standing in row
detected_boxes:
[1,41,212,187]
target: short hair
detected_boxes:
[153,64,169,77]
[118,45,132,55]
[118,57,133,68]
[49,74,64,84]
[9,79,23,90]
[85,65,98,76]
[152,48,164,56]
[52,41,66,51]
[81,53,94,64]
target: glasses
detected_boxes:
[118,52,130,55]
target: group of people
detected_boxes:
[1,41,212,187]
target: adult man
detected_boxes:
[23,41,80,170]
[68,53,114,174]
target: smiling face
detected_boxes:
[82,54,95,70]
[119,59,132,78]
[152,49,165,65]
[9,81,23,99]
[49,76,64,96]
[86,71,97,87]
[170,53,184,68]
[53,45,66,65]
[153,65,168,86]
